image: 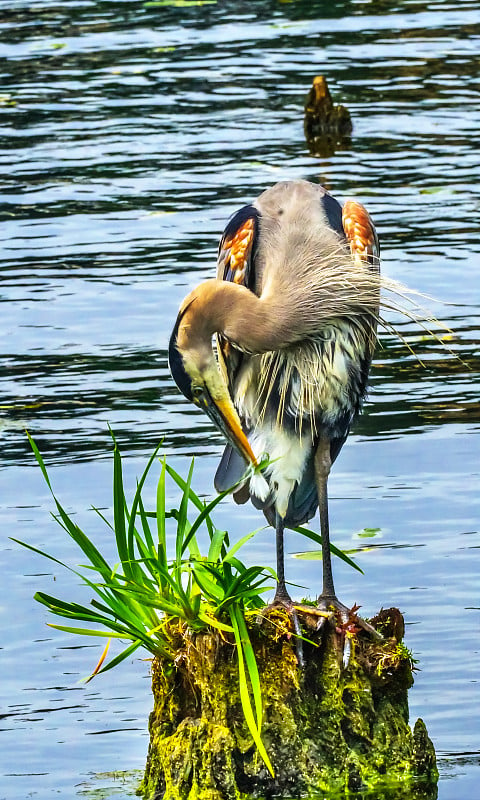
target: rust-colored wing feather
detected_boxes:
[342,200,380,270]
[216,205,259,392]
[342,199,380,359]
[217,205,259,287]
[214,205,260,494]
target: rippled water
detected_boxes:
[1,1,479,798]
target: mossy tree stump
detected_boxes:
[139,608,437,799]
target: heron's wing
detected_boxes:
[216,204,260,394]
[215,205,260,494]
[342,200,380,270]
[214,444,248,496]
[216,203,260,287]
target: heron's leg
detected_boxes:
[314,434,339,606]
[269,512,304,666]
[273,511,293,605]
[314,434,382,643]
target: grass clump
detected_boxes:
[16,433,278,774]
[16,432,362,777]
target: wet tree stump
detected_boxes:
[138,608,438,800]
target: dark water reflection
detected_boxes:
[1,1,479,798]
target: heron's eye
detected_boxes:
[192,385,203,400]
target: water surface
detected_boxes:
[1,1,479,798]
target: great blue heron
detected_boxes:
[169,180,381,625]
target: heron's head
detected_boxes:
[168,286,259,468]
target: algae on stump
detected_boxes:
[139,608,437,799]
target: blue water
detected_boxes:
[1,1,479,797]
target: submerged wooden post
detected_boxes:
[139,608,437,800]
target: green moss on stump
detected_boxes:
[139,608,437,799]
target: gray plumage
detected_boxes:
[214,181,379,528]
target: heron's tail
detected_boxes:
[215,443,273,508]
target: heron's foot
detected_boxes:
[272,585,295,610]
[256,585,296,622]
[315,594,383,642]
[257,589,306,667]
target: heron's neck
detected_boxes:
[183,279,295,355]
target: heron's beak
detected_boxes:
[196,388,258,467]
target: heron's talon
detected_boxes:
[256,596,293,624]
[316,596,383,643]
[257,597,305,668]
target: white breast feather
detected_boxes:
[250,424,312,518]
[234,320,366,516]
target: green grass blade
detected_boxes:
[222,555,245,575]
[232,606,262,725]
[112,441,130,576]
[90,640,145,678]
[52,498,113,579]
[156,458,167,571]
[229,605,274,777]
[34,592,113,620]
[223,528,265,563]
[293,526,364,574]
[106,586,186,618]
[222,583,273,608]
[184,520,201,559]
[47,624,159,655]
[168,461,198,613]
[164,461,215,540]
[91,506,114,531]
[197,610,234,632]
[26,431,53,490]
[127,443,163,566]
[137,495,169,594]
[218,566,266,607]
[207,528,228,562]
[164,460,203,511]
[47,624,128,638]
[12,537,73,572]
[92,582,159,629]
[50,558,154,632]
[35,591,152,642]
[136,502,165,587]
[25,434,282,776]
[180,489,232,556]
[175,459,194,563]
[192,563,225,603]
